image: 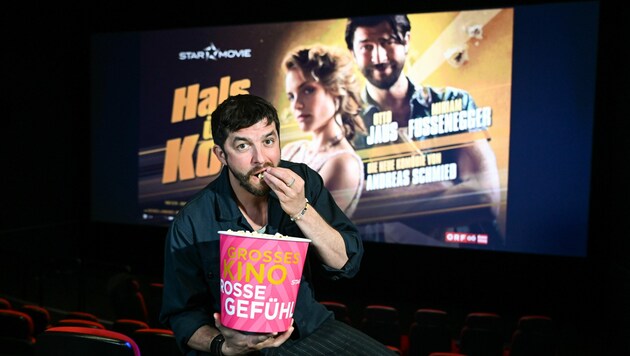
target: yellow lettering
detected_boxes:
[427,152,442,165]
[229,78,251,96]
[171,84,200,123]
[162,134,200,183]
[373,111,392,125]
[198,86,219,118]
[366,162,378,174]
[171,77,252,124]
[378,159,395,172]
[195,140,222,178]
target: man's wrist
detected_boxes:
[209,333,225,356]
[290,198,309,221]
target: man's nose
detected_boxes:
[371,44,388,64]
[252,145,265,164]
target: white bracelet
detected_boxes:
[290,198,309,221]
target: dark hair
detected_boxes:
[283,44,366,143]
[345,15,411,50]
[211,94,280,149]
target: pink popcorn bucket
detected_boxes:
[218,230,311,333]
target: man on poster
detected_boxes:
[345,14,502,247]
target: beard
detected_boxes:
[226,162,274,197]
[361,61,404,90]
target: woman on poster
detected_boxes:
[282,44,366,218]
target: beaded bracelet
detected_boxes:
[290,198,309,221]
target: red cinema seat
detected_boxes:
[321,300,353,326]
[57,318,106,329]
[112,318,150,337]
[35,326,140,356]
[19,304,52,336]
[359,305,403,350]
[0,309,36,355]
[132,328,183,355]
[408,308,453,356]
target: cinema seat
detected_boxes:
[464,312,503,332]
[63,311,100,322]
[321,301,353,326]
[0,297,12,310]
[56,319,106,329]
[0,309,36,355]
[19,304,52,336]
[35,326,140,356]
[456,312,504,356]
[108,273,149,323]
[132,328,183,355]
[359,305,402,349]
[516,315,553,333]
[146,282,165,327]
[459,326,504,356]
[112,318,150,337]
[509,315,555,356]
[0,309,35,342]
[408,308,453,356]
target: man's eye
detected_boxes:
[384,38,399,46]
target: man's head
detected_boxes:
[211,94,281,196]
[211,94,281,150]
[345,15,411,90]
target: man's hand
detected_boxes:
[261,167,306,218]
[213,313,294,355]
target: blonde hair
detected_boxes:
[283,44,366,144]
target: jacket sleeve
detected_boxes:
[300,162,364,280]
[160,218,219,354]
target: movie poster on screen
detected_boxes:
[138,8,513,249]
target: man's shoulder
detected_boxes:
[421,85,477,109]
[426,85,472,99]
[166,181,228,242]
[424,86,470,98]
[172,179,221,221]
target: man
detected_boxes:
[160,94,395,355]
[345,15,503,247]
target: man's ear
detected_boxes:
[403,32,411,53]
[213,144,227,165]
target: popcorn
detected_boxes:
[226,229,288,239]
[257,172,265,179]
